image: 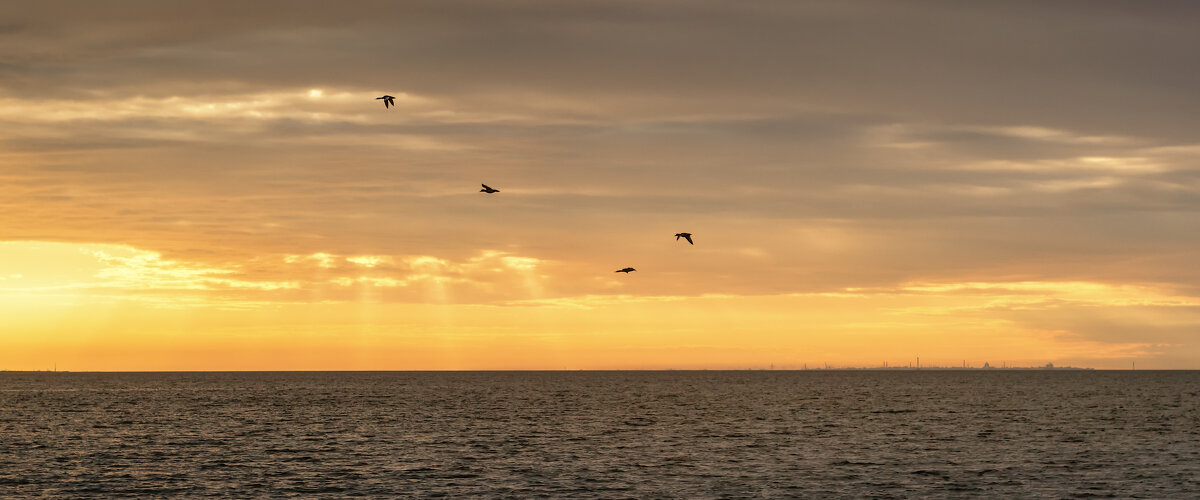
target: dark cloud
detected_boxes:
[2,1,1200,366]
[3,1,1199,139]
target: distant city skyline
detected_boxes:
[2,1,1199,370]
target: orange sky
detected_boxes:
[2,1,1199,370]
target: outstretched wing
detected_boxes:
[482,184,492,190]
[683,234,693,244]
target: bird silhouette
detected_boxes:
[674,232,693,245]
[480,184,499,193]
[615,267,636,273]
[376,95,395,108]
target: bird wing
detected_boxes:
[482,184,491,190]
[684,235,693,244]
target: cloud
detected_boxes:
[0,241,565,306]
[0,242,299,308]
[4,1,1200,367]
[4,1,1199,135]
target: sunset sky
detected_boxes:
[3,1,1199,370]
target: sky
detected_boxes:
[2,0,1199,370]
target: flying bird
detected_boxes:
[615,267,636,273]
[674,232,693,245]
[376,95,395,108]
[480,184,500,193]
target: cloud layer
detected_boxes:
[2,1,1199,368]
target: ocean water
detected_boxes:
[1,371,1197,498]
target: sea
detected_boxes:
[1,370,1197,498]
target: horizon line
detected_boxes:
[6,368,1195,373]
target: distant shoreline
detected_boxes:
[9,368,1199,374]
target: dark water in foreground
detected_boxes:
[1,371,1197,498]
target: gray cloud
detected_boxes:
[3,0,1200,307]
[3,1,1199,137]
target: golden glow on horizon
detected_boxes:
[0,240,1182,371]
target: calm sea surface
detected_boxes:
[1,371,1197,498]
